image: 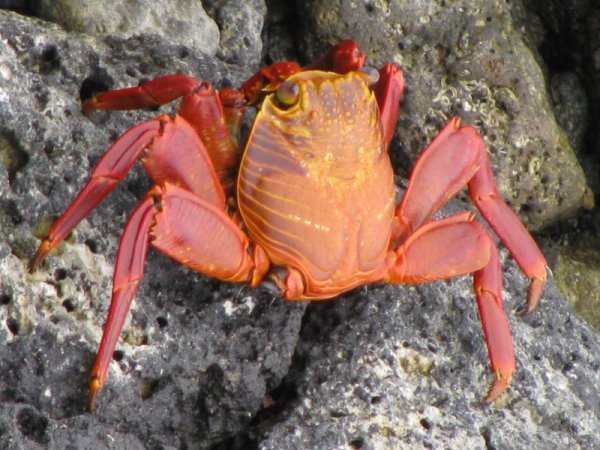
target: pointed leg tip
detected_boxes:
[82,97,98,116]
[87,395,96,413]
[483,380,507,404]
[522,275,546,316]
[483,373,511,404]
[519,304,536,318]
[87,377,102,413]
[28,242,51,273]
[27,259,38,274]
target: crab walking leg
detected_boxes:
[216,88,246,153]
[140,114,226,206]
[393,119,481,243]
[373,63,405,149]
[29,119,162,271]
[474,242,516,403]
[385,212,516,401]
[176,85,244,187]
[82,74,202,113]
[88,195,156,411]
[386,212,492,283]
[468,146,546,312]
[89,183,268,411]
[84,73,246,190]
[393,118,547,310]
[150,184,267,282]
[29,113,229,271]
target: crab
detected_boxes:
[29,40,547,411]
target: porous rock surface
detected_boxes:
[519,0,600,335]
[0,7,305,449]
[36,0,220,56]
[0,1,598,449]
[295,0,590,231]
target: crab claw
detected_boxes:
[305,39,366,73]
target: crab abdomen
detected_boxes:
[237,72,395,298]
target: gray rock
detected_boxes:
[259,270,600,450]
[0,2,598,450]
[35,0,220,56]
[294,0,590,231]
[0,0,25,13]
[549,72,588,158]
[0,9,304,449]
[555,231,600,331]
[517,0,600,192]
[514,0,600,329]
[205,0,267,66]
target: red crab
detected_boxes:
[29,40,547,410]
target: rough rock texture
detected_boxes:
[516,0,600,332]
[258,266,599,450]
[295,0,590,231]
[0,8,305,449]
[0,1,599,449]
[555,232,600,330]
[36,0,220,56]
[520,0,600,192]
[204,0,267,65]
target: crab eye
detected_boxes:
[358,66,380,86]
[276,80,300,107]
